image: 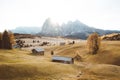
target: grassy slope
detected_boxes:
[0,49,78,80]
[50,41,120,65]
[85,41,120,65]
[0,41,120,80]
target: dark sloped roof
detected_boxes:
[32,48,44,52]
[52,56,73,61]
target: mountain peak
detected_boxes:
[40,18,120,39]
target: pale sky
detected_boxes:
[0,0,120,32]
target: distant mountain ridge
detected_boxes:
[11,18,120,39]
[12,27,41,34]
[40,18,120,39]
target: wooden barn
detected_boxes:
[32,48,44,55]
[52,56,74,64]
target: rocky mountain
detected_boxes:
[12,27,41,34]
[11,18,120,39]
[41,18,62,36]
[40,18,120,39]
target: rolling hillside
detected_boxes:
[47,41,120,66]
[0,41,120,80]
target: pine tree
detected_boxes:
[0,32,2,49]
[87,32,101,54]
[2,30,12,49]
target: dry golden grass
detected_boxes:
[0,63,78,80]
[84,41,120,65]
[0,49,78,80]
[49,41,120,66]
[0,40,120,80]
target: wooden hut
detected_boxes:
[52,56,74,64]
[32,48,44,55]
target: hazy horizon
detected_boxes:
[0,0,120,32]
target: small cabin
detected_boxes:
[32,48,44,55]
[52,56,74,64]
[13,44,20,48]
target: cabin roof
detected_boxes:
[52,56,73,61]
[32,48,44,52]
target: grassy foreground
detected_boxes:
[0,41,120,80]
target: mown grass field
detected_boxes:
[0,41,120,80]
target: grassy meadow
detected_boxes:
[0,40,120,80]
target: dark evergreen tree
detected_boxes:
[0,33,2,49]
[2,30,12,49]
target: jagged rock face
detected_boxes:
[61,20,93,35]
[41,18,62,36]
[41,18,108,38]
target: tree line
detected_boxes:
[0,30,15,49]
[0,30,101,54]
